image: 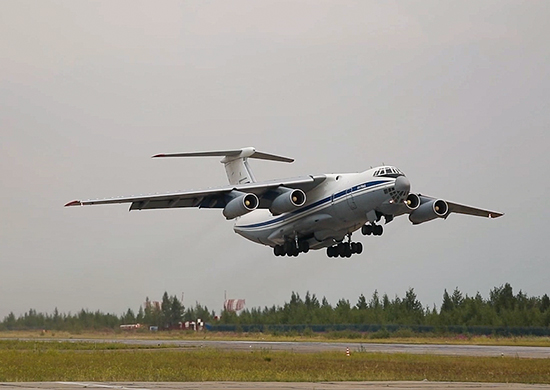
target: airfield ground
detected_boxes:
[0,337,549,385]
[1,382,550,390]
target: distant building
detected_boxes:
[224,299,245,312]
[120,323,141,330]
[144,300,161,311]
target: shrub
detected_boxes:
[369,328,390,339]
[392,328,414,338]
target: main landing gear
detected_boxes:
[326,241,363,258]
[273,239,310,257]
[326,234,363,258]
[361,223,383,236]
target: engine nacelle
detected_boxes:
[409,199,448,225]
[405,193,421,211]
[269,188,306,215]
[223,192,259,219]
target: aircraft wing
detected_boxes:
[446,201,504,219]
[65,175,326,211]
[420,195,504,219]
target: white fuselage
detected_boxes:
[234,167,407,250]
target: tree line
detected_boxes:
[0,292,214,332]
[220,283,550,329]
[1,284,549,332]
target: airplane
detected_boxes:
[65,147,503,257]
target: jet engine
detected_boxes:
[223,192,259,219]
[269,188,306,215]
[409,199,448,225]
[404,193,421,211]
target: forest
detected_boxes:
[1,283,549,334]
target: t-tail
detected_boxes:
[152,147,294,185]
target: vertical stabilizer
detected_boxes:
[222,153,256,185]
[152,147,294,185]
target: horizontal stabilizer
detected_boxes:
[247,151,294,163]
[152,147,293,163]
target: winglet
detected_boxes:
[64,200,82,207]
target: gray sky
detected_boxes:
[1,1,549,319]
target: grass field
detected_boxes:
[0,340,549,383]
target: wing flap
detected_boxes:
[129,197,203,211]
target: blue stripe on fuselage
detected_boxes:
[237,179,391,229]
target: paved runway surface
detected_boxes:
[1,382,550,390]
[30,338,550,359]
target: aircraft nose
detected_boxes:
[395,175,410,195]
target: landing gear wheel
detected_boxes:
[274,245,284,256]
[344,245,352,258]
[299,240,310,253]
[284,241,294,254]
[361,224,373,236]
[374,225,383,236]
[327,242,363,258]
[338,244,346,257]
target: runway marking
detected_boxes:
[56,382,151,390]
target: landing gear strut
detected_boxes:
[362,223,383,236]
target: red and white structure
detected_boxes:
[224,299,246,312]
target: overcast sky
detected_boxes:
[1,1,549,319]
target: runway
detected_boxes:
[36,338,550,359]
[1,382,549,390]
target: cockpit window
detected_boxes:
[374,166,404,178]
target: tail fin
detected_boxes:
[152,147,294,185]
